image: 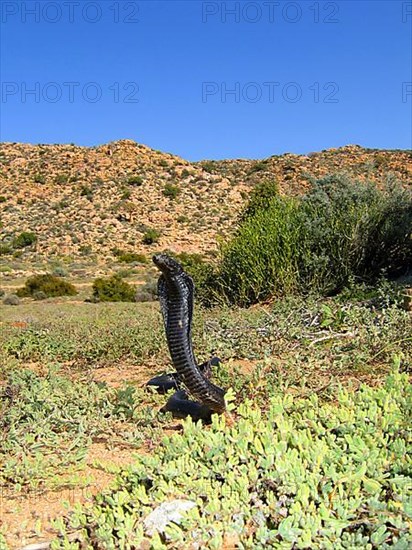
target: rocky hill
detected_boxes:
[0,140,411,268]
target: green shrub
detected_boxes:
[142,228,161,245]
[92,274,135,302]
[80,185,93,200]
[208,175,412,306]
[0,244,12,256]
[208,196,301,306]
[127,175,144,186]
[0,196,7,203]
[135,280,158,302]
[247,159,268,175]
[298,175,412,293]
[55,173,69,185]
[34,174,45,184]
[3,294,20,306]
[121,188,132,200]
[201,161,215,173]
[170,251,216,304]
[240,180,279,221]
[113,249,148,264]
[17,274,77,298]
[12,231,37,249]
[162,183,180,199]
[52,266,68,278]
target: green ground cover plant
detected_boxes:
[52,362,411,548]
[0,367,166,494]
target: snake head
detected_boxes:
[153,254,183,276]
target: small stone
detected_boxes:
[143,499,197,536]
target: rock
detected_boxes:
[143,499,197,536]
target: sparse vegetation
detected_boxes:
[80,184,93,200]
[0,282,411,545]
[55,362,412,549]
[0,367,165,493]
[113,249,148,264]
[2,293,20,305]
[0,143,412,546]
[12,231,37,249]
[34,173,45,184]
[55,173,69,185]
[127,175,144,186]
[162,182,180,199]
[142,228,161,245]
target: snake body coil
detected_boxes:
[151,254,226,415]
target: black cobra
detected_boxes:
[147,253,226,419]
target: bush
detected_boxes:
[162,183,180,199]
[80,185,93,199]
[33,290,47,301]
[55,173,69,185]
[207,175,412,306]
[214,196,301,306]
[298,175,412,293]
[135,280,158,302]
[17,274,77,298]
[52,266,68,278]
[92,275,135,302]
[34,174,45,184]
[142,229,161,245]
[113,249,148,264]
[240,179,279,221]
[127,175,143,186]
[12,231,37,249]
[2,294,20,306]
[0,244,12,256]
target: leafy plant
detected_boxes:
[92,274,135,302]
[0,368,165,493]
[113,249,148,264]
[17,274,77,298]
[53,366,412,549]
[207,175,412,306]
[162,183,180,199]
[142,228,161,245]
[127,175,144,186]
[12,231,37,249]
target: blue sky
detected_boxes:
[0,0,411,160]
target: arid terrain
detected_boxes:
[1,141,411,277]
[0,142,411,549]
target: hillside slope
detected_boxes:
[0,141,411,265]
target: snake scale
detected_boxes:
[146,254,226,420]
